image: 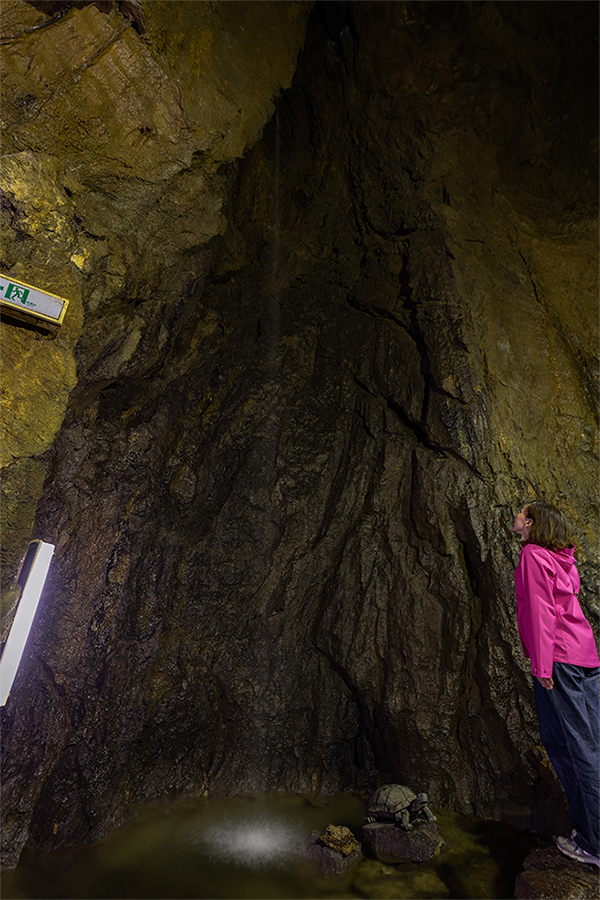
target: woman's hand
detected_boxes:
[536,676,554,690]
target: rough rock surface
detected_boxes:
[363,821,446,864]
[319,823,359,856]
[0,0,311,591]
[0,0,598,883]
[305,828,362,875]
[515,846,600,900]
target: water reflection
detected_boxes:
[3,792,538,900]
[198,816,305,867]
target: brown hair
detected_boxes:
[524,500,574,552]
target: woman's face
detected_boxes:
[513,506,533,538]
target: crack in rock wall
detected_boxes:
[1,0,598,870]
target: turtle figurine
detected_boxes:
[364,784,437,831]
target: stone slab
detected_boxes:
[362,821,446,863]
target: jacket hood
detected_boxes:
[524,542,576,573]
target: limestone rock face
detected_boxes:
[0,0,311,589]
[0,0,598,876]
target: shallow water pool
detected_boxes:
[2,792,538,899]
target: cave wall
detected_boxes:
[1,0,598,869]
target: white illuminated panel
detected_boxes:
[0,541,54,706]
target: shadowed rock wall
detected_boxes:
[1,0,598,869]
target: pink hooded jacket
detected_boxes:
[515,542,600,678]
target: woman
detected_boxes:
[514,500,599,867]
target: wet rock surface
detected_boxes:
[305,827,362,875]
[0,0,310,590]
[363,821,446,864]
[515,846,600,900]
[0,1,598,889]
[319,823,360,856]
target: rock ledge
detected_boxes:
[515,846,600,900]
[362,821,447,864]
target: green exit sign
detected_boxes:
[0,273,70,331]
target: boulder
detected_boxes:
[305,828,362,875]
[362,821,446,864]
[515,846,600,900]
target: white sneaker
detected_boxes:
[556,834,600,868]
